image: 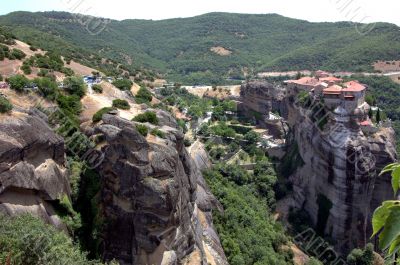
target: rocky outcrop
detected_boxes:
[0,110,70,230]
[285,100,397,255]
[239,81,397,255]
[93,112,227,265]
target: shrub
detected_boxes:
[112,99,130,110]
[7,74,29,92]
[0,96,12,113]
[10,48,26,60]
[136,124,148,136]
[92,107,114,123]
[150,128,165,138]
[132,111,158,125]
[0,214,102,265]
[29,46,37,51]
[0,74,3,81]
[112,78,133,91]
[21,63,31,75]
[92,84,103,93]
[135,86,153,104]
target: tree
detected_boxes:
[135,86,152,104]
[346,243,374,265]
[64,76,86,98]
[376,108,381,124]
[0,96,12,113]
[92,84,103,93]
[34,77,58,99]
[7,74,29,92]
[10,48,26,60]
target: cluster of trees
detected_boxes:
[203,163,292,265]
[0,44,26,61]
[22,53,74,76]
[135,86,153,104]
[0,214,112,265]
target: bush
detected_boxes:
[0,96,12,113]
[7,74,29,92]
[112,99,130,110]
[29,46,37,51]
[21,63,31,75]
[11,48,26,60]
[63,76,86,98]
[136,124,148,136]
[135,86,152,104]
[150,128,165,138]
[92,84,103,93]
[92,107,114,123]
[132,111,158,125]
[0,73,3,81]
[112,78,132,91]
[0,214,103,264]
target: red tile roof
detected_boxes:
[287,77,320,86]
[343,81,366,92]
[323,85,342,94]
[319,76,343,83]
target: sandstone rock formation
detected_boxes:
[92,112,227,265]
[0,110,70,230]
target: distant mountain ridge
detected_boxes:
[1,11,400,84]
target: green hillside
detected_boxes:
[1,11,399,84]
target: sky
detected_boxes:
[1,0,400,26]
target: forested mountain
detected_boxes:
[1,11,399,83]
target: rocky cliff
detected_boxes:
[239,81,397,255]
[90,111,227,265]
[0,109,70,230]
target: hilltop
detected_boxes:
[1,11,400,84]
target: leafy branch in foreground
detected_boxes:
[372,163,400,261]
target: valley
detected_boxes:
[0,9,399,265]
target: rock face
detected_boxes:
[239,81,397,255]
[0,111,70,229]
[94,113,227,265]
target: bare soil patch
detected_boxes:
[373,60,400,73]
[210,46,232,56]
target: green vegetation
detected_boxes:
[372,163,400,262]
[132,111,158,125]
[2,12,400,84]
[63,76,86,98]
[112,78,133,91]
[10,48,25,60]
[7,74,29,92]
[0,96,12,113]
[158,86,212,119]
[112,99,130,110]
[135,86,152,104]
[210,122,236,138]
[204,164,292,265]
[0,214,105,264]
[136,124,148,136]
[34,76,58,99]
[150,128,165,138]
[92,84,103,93]
[92,107,114,123]
[346,243,374,265]
[305,258,323,265]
